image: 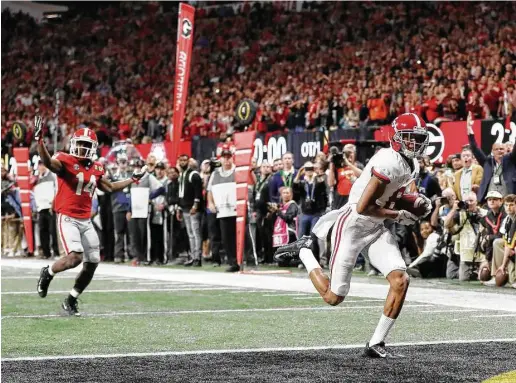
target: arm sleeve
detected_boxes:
[149,186,165,200]
[468,134,488,166]
[191,173,203,204]
[371,166,392,184]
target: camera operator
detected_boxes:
[327,145,363,209]
[444,191,487,281]
[492,195,516,287]
[477,191,506,282]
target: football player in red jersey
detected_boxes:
[34,115,147,316]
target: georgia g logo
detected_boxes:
[181,18,192,38]
[425,123,445,163]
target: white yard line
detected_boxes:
[2,287,246,295]
[1,276,134,281]
[4,259,516,312]
[419,309,481,314]
[3,338,515,362]
[292,297,383,302]
[1,304,432,320]
[262,293,313,297]
[450,314,516,321]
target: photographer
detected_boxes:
[477,191,506,282]
[293,161,329,238]
[490,194,516,287]
[444,191,487,281]
[328,145,363,209]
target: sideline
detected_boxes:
[3,259,516,312]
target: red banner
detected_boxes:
[233,131,256,269]
[170,3,195,163]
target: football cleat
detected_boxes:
[37,266,53,298]
[274,235,313,263]
[363,342,405,358]
[62,296,81,317]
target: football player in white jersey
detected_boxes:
[275,113,431,358]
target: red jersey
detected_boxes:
[53,152,105,219]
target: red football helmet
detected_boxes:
[70,127,98,160]
[390,113,429,159]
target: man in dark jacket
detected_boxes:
[467,113,516,202]
[177,155,204,267]
[479,191,506,273]
[253,161,273,263]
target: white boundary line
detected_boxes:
[3,338,516,362]
[450,314,516,321]
[4,259,516,312]
[1,287,247,295]
[0,304,433,320]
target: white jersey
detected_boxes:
[348,148,419,217]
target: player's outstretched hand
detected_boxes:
[34,115,43,142]
[395,210,419,225]
[132,165,148,184]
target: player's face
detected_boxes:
[77,141,93,158]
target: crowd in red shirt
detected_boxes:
[2,1,515,154]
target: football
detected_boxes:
[479,266,491,282]
[395,193,430,217]
[495,269,508,287]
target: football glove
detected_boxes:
[34,115,43,142]
[394,210,419,225]
[131,165,148,184]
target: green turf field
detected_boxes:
[2,262,516,382]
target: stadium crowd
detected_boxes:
[2,2,516,287]
[2,1,516,155]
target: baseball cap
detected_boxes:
[486,191,503,199]
[155,162,166,170]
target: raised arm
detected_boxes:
[34,115,63,174]
[466,112,488,166]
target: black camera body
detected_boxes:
[457,201,469,210]
[209,157,222,173]
[330,146,345,168]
